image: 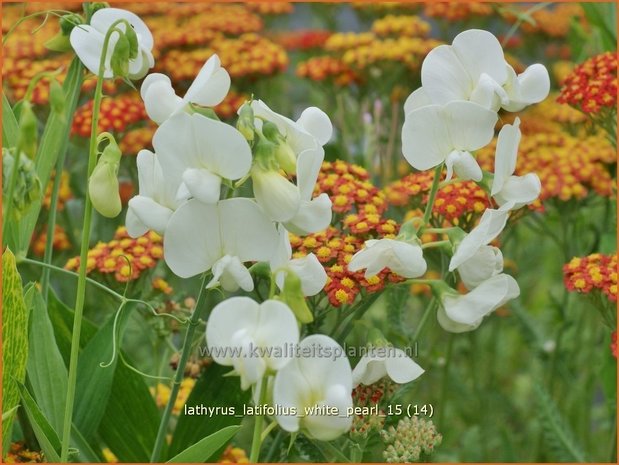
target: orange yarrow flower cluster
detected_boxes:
[119,124,157,157]
[65,227,163,282]
[71,94,147,138]
[219,445,250,464]
[4,442,43,463]
[31,224,71,256]
[276,30,333,51]
[557,52,617,114]
[43,170,73,211]
[371,15,431,38]
[423,2,492,21]
[563,254,617,302]
[297,56,360,86]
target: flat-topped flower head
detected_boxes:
[70,8,154,79]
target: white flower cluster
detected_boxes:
[348,29,549,333]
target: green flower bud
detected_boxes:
[85,2,109,19]
[2,148,41,220]
[236,104,255,142]
[88,137,122,218]
[124,23,139,60]
[44,33,72,53]
[252,135,278,171]
[262,121,296,174]
[110,33,130,78]
[277,271,314,324]
[60,12,84,36]
[17,101,38,160]
[49,80,65,116]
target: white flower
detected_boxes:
[348,239,427,279]
[352,347,424,387]
[251,165,301,222]
[163,198,279,280]
[437,274,520,333]
[491,118,542,211]
[456,245,503,290]
[273,335,353,441]
[70,8,154,79]
[206,255,254,292]
[271,226,327,296]
[402,100,496,180]
[126,149,183,237]
[448,208,509,271]
[420,29,549,111]
[206,297,299,390]
[250,100,333,153]
[154,112,252,204]
[141,55,230,124]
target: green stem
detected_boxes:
[437,334,454,428]
[3,143,24,244]
[422,164,443,226]
[249,376,270,462]
[334,292,381,342]
[150,274,210,462]
[40,150,67,300]
[412,298,437,343]
[59,22,123,462]
[421,240,450,250]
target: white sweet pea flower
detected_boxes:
[448,208,509,271]
[436,274,520,333]
[153,112,252,204]
[420,29,549,111]
[206,297,299,390]
[273,335,353,441]
[352,347,424,387]
[250,100,333,153]
[491,118,542,211]
[401,100,496,180]
[126,149,183,237]
[206,255,254,292]
[251,165,301,222]
[141,55,230,124]
[271,226,327,296]
[163,198,279,280]
[456,245,503,290]
[348,239,427,279]
[70,8,154,79]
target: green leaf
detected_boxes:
[16,382,61,462]
[17,58,84,256]
[71,423,102,462]
[2,92,19,149]
[98,358,161,462]
[25,287,68,434]
[167,426,240,463]
[2,248,29,452]
[168,364,249,457]
[73,305,132,439]
[581,3,617,52]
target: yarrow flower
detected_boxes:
[382,416,442,463]
[563,253,617,302]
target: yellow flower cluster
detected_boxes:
[371,15,431,38]
[342,36,441,71]
[423,2,493,21]
[152,378,195,415]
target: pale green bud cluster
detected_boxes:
[2,148,41,221]
[381,416,442,463]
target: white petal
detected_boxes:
[403,87,432,114]
[135,149,156,198]
[470,72,508,110]
[517,64,550,103]
[270,224,293,271]
[445,150,482,182]
[457,245,503,290]
[219,198,280,263]
[388,240,427,278]
[385,348,425,384]
[348,242,390,278]
[296,146,325,201]
[252,168,300,222]
[352,355,388,386]
[421,45,471,104]
[181,168,222,204]
[191,114,252,180]
[153,112,198,181]
[143,77,183,124]
[125,203,148,238]
[296,107,333,145]
[285,194,332,235]
[126,196,173,235]
[296,335,352,392]
[287,253,327,296]
[253,300,300,370]
[207,255,254,292]
[494,173,541,210]
[449,208,509,271]
[437,305,480,333]
[184,55,231,107]
[302,384,353,441]
[444,100,497,151]
[272,363,306,433]
[163,199,222,278]
[90,8,153,50]
[69,25,112,78]
[492,118,521,196]
[452,29,507,87]
[402,105,452,171]
[206,297,259,365]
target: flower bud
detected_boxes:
[236,104,255,142]
[2,148,41,220]
[60,13,84,36]
[18,101,38,160]
[276,271,314,324]
[88,138,122,218]
[49,79,65,116]
[262,121,296,174]
[110,33,130,78]
[85,2,109,19]
[124,23,139,60]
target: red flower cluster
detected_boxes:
[297,56,359,86]
[563,253,617,302]
[277,30,333,51]
[71,94,147,138]
[65,227,163,283]
[557,52,617,114]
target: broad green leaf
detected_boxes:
[25,287,68,434]
[98,358,161,462]
[167,426,240,463]
[71,423,102,462]
[73,304,132,439]
[2,248,29,452]
[17,58,84,256]
[168,364,249,458]
[581,3,617,52]
[17,382,61,462]
[2,92,19,148]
